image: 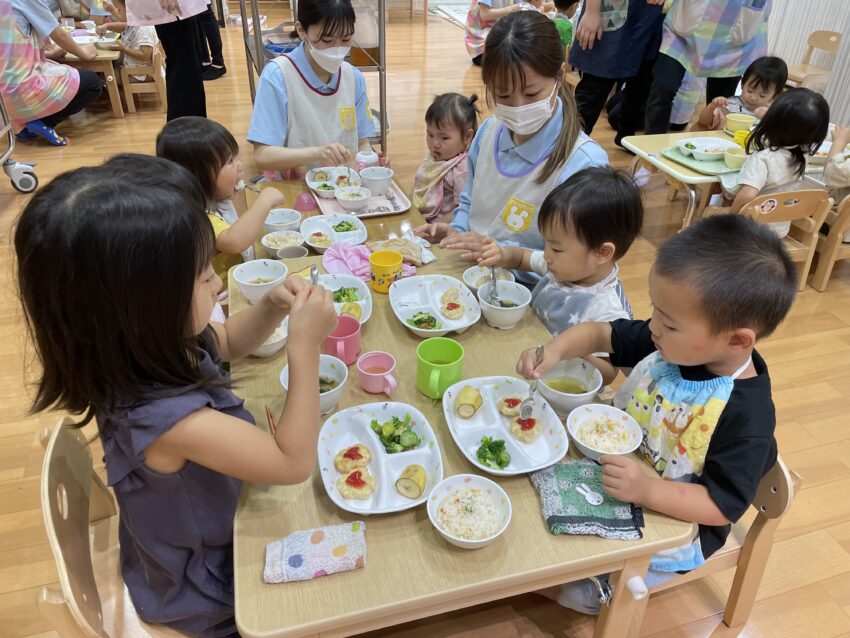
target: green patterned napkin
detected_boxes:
[530,459,644,540]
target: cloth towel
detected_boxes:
[530,459,644,541]
[322,228,436,282]
[264,521,367,583]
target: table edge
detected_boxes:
[621,135,722,185]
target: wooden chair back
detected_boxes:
[739,189,833,290]
[121,43,167,113]
[812,193,850,291]
[802,30,842,65]
[649,456,801,629]
[39,417,116,637]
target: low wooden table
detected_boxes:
[63,49,124,119]
[230,184,695,638]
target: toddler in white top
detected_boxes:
[479,166,643,366]
[724,88,830,238]
[824,124,850,242]
[98,0,159,83]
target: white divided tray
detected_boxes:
[318,402,444,515]
[301,213,367,247]
[317,274,373,324]
[442,377,569,476]
[388,274,481,338]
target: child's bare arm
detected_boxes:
[517,322,614,379]
[215,188,285,255]
[477,237,532,270]
[96,21,127,33]
[479,1,522,21]
[698,96,727,128]
[730,185,760,213]
[117,42,152,63]
[583,354,618,386]
[600,455,730,525]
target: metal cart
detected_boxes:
[237,0,389,153]
[0,94,38,193]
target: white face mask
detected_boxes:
[494,83,558,136]
[307,40,350,74]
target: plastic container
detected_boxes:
[356,149,380,171]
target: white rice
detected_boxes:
[265,233,301,248]
[577,417,634,453]
[437,487,502,540]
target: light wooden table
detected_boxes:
[621,131,731,230]
[230,184,694,638]
[63,49,124,119]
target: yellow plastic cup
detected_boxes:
[733,129,751,149]
[369,250,402,293]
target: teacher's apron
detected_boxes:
[613,352,752,571]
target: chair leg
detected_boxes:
[812,234,844,292]
[723,515,781,627]
[38,587,92,638]
[121,68,136,114]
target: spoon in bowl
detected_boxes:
[488,267,502,307]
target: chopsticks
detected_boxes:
[265,405,277,436]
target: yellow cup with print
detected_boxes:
[733,129,751,149]
[369,250,403,293]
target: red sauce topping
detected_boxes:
[312,232,324,238]
[504,398,521,408]
[516,417,537,431]
[343,446,363,460]
[446,302,460,311]
[345,470,366,488]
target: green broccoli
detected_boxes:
[476,436,511,469]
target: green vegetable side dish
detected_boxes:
[370,414,421,453]
[332,286,359,303]
[476,436,511,469]
[316,183,335,191]
[406,311,442,330]
[333,220,357,232]
[684,142,696,150]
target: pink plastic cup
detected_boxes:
[356,351,397,396]
[322,315,361,365]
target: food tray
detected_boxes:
[318,402,444,515]
[315,180,411,218]
[388,274,480,339]
[661,147,739,175]
[442,376,569,476]
[317,274,372,324]
[301,213,367,246]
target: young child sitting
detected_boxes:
[698,56,787,131]
[14,154,338,635]
[157,117,286,282]
[479,166,643,337]
[96,0,158,83]
[551,0,578,49]
[517,214,797,613]
[411,92,479,224]
[725,88,830,238]
[824,123,850,243]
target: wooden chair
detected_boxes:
[739,189,833,291]
[38,417,183,637]
[120,44,167,114]
[786,30,842,88]
[638,456,801,631]
[812,193,850,291]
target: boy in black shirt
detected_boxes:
[518,215,798,613]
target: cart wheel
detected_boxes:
[11,170,38,193]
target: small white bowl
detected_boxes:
[427,474,511,550]
[359,166,394,196]
[335,186,371,212]
[330,167,362,189]
[462,266,515,295]
[538,358,604,416]
[261,230,304,258]
[311,182,338,199]
[566,404,642,462]
[233,260,287,305]
[280,354,348,415]
[251,316,288,358]
[264,208,302,234]
[477,281,532,330]
[277,245,309,260]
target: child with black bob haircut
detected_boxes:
[517,215,797,613]
[699,56,788,130]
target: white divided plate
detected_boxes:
[388,274,481,338]
[676,136,737,157]
[301,213,367,246]
[317,274,372,324]
[318,402,444,515]
[442,376,569,476]
[72,35,97,44]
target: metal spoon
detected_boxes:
[519,345,545,420]
[488,266,501,307]
[310,264,319,286]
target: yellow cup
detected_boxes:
[369,250,403,293]
[733,129,751,149]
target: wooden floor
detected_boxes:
[2,8,850,638]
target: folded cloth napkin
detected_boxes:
[264,521,367,583]
[530,459,644,541]
[322,243,417,282]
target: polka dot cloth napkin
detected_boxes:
[263,521,367,583]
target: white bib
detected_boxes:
[467,122,592,251]
[274,55,360,166]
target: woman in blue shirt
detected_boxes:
[247,0,377,177]
[415,12,608,285]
